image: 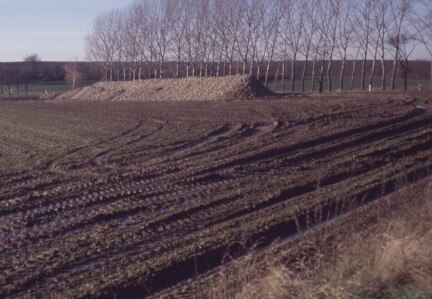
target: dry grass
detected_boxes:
[208,181,432,299]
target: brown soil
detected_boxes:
[1,92,431,298]
[56,75,272,102]
[154,176,432,298]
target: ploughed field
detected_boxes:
[1,95,431,297]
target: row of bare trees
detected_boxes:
[0,54,41,95]
[85,0,432,91]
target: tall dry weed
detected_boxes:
[208,180,432,298]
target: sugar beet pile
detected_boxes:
[57,75,271,102]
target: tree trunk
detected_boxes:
[327,59,333,92]
[223,60,226,76]
[176,55,181,78]
[360,58,366,90]
[281,61,285,93]
[381,58,386,90]
[391,51,398,90]
[401,59,408,91]
[138,62,142,80]
[264,60,271,87]
[311,59,316,92]
[318,61,324,93]
[159,61,163,79]
[290,60,296,93]
[301,55,309,93]
[369,55,377,90]
[339,56,346,91]
[256,63,260,80]
[430,59,432,90]
[273,63,280,92]
[350,60,357,91]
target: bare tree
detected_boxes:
[300,0,318,92]
[225,0,243,76]
[414,0,432,89]
[259,0,282,86]
[372,0,390,90]
[336,1,355,90]
[85,11,119,81]
[313,0,332,93]
[123,3,144,80]
[235,0,266,76]
[350,37,363,91]
[211,0,230,76]
[82,0,426,94]
[63,62,83,89]
[111,9,127,81]
[325,0,342,92]
[193,0,211,77]
[358,0,375,90]
[390,32,418,90]
[306,0,326,92]
[22,54,41,94]
[167,0,186,78]
[387,0,413,90]
[281,0,306,92]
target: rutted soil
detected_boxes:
[1,94,432,298]
[56,75,271,102]
[155,176,432,299]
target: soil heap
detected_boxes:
[56,75,271,102]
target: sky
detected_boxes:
[0,0,133,62]
[0,0,429,62]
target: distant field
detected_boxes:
[263,76,432,93]
[26,80,96,93]
[0,81,96,95]
[27,81,71,93]
[3,75,430,96]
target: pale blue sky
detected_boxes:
[0,0,133,62]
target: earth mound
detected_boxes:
[56,75,272,102]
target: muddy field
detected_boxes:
[1,93,432,297]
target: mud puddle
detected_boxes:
[91,153,109,166]
[415,105,427,111]
[207,135,220,142]
[255,125,268,132]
